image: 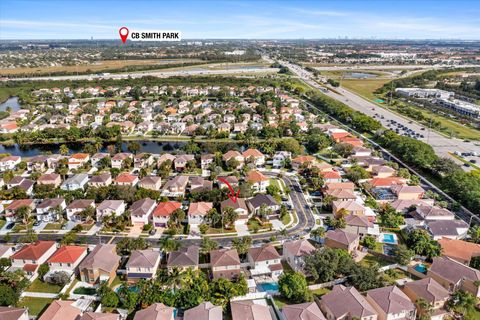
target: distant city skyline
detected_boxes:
[1,0,479,40]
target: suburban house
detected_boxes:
[283,239,316,272]
[7,176,34,195]
[200,154,215,170]
[210,248,241,280]
[243,148,265,167]
[344,215,374,237]
[320,285,378,320]
[332,200,366,217]
[426,219,469,240]
[78,244,120,285]
[188,202,213,226]
[437,238,480,265]
[38,300,82,320]
[365,286,416,320]
[174,154,195,171]
[291,155,317,171]
[133,303,175,320]
[96,200,126,221]
[247,194,280,217]
[272,151,291,168]
[247,244,283,280]
[402,278,449,320]
[325,229,360,253]
[37,173,62,188]
[321,170,342,184]
[162,175,189,197]
[4,199,36,222]
[114,173,139,187]
[0,307,29,320]
[10,241,57,276]
[126,249,161,282]
[184,302,223,320]
[0,245,13,259]
[46,245,88,277]
[36,198,66,222]
[91,153,109,167]
[222,151,244,169]
[66,199,95,222]
[411,205,455,221]
[230,300,272,320]
[167,245,199,271]
[134,153,154,169]
[427,256,480,297]
[111,153,133,169]
[60,174,89,191]
[130,198,157,225]
[371,165,396,178]
[190,176,213,192]
[218,176,239,189]
[282,302,326,320]
[68,153,90,170]
[391,185,425,200]
[88,173,112,187]
[152,201,181,228]
[0,156,21,171]
[220,198,249,224]
[325,188,357,201]
[81,312,120,320]
[138,176,162,191]
[246,170,269,192]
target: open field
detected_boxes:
[341,79,392,100]
[0,58,202,76]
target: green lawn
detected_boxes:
[44,223,62,230]
[18,297,54,316]
[273,296,290,309]
[27,279,63,293]
[342,79,392,101]
[281,213,291,225]
[361,254,393,268]
[311,287,330,296]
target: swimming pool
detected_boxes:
[114,285,139,294]
[380,233,398,244]
[414,264,427,273]
[258,282,279,292]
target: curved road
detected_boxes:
[1,173,316,247]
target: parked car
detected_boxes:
[5,222,15,230]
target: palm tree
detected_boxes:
[310,227,325,241]
[468,225,480,244]
[416,298,433,318]
[158,237,180,256]
[17,205,32,231]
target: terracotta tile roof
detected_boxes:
[246,170,268,183]
[292,155,316,164]
[242,148,264,158]
[222,150,243,161]
[321,171,341,179]
[133,303,175,320]
[5,199,35,211]
[81,312,119,320]
[38,300,81,320]
[248,245,280,262]
[23,264,38,272]
[70,153,89,160]
[47,246,87,264]
[369,177,406,188]
[438,238,480,263]
[11,241,56,260]
[114,173,138,183]
[153,201,181,217]
[325,182,355,191]
[188,202,213,217]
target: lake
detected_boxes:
[345,72,378,79]
[0,140,187,157]
[0,96,22,112]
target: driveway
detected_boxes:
[270,219,285,231]
[32,222,47,233]
[235,224,250,236]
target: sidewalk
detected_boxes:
[22,292,58,298]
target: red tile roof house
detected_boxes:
[438,238,480,265]
[247,244,283,280]
[222,150,245,169]
[10,241,57,277]
[320,285,378,320]
[66,199,95,222]
[114,172,139,187]
[96,200,126,221]
[38,300,82,320]
[365,285,416,320]
[283,239,316,272]
[126,249,161,282]
[174,154,195,171]
[130,198,157,225]
[0,306,29,320]
[220,198,249,225]
[4,199,36,222]
[36,197,66,222]
[291,155,318,171]
[401,278,449,319]
[0,155,21,171]
[325,229,360,254]
[111,152,133,169]
[246,170,270,193]
[243,148,265,167]
[46,245,88,279]
[37,173,62,188]
[161,175,189,198]
[152,201,181,228]
[188,202,213,227]
[138,176,162,191]
[210,248,241,280]
[68,153,90,170]
[282,302,327,320]
[167,245,199,272]
[427,256,480,297]
[184,302,223,320]
[321,170,342,183]
[133,303,175,320]
[88,172,112,187]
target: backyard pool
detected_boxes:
[380,233,398,245]
[414,264,427,273]
[114,285,140,294]
[258,282,279,293]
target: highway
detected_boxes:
[279,58,480,170]
[1,173,317,247]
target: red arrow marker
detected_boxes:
[217,177,240,203]
[119,27,129,43]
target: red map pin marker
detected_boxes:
[119,27,129,43]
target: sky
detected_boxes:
[1,0,480,40]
